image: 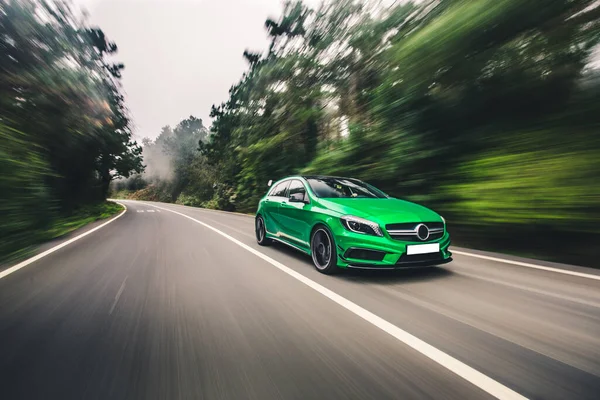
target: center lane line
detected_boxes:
[109,275,128,315]
[141,202,527,400]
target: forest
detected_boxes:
[115,0,600,266]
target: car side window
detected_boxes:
[269,180,290,197]
[288,180,308,202]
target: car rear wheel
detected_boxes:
[255,216,271,246]
[311,226,338,274]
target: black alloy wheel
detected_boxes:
[255,216,271,246]
[310,227,338,274]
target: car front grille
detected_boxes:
[343,248,386,262]
[385,222,444,242]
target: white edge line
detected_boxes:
[452,250,600,281]
[0,202,128,280]
[143,202,527,400]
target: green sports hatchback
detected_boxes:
[255,175,452,274]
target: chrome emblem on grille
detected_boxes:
[415,223,430,241]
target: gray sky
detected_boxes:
[73,0,317,140]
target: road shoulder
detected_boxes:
[0,201,126,275]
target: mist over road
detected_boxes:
[1,200,599,399]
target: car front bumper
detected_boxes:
[334,228,452,269]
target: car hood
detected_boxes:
[318,197,442,225]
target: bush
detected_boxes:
[0,123,55,258]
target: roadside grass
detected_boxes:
[44,201,124,238]
[0,201,124,265]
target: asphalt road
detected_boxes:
[1,200,600,399]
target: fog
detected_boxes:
[141,138,174,182]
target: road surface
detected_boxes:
[1,200,599,399]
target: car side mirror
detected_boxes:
[289,192,306,203]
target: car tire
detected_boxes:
[310,225,339,274]
[255,216,271,246]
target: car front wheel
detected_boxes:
[255,216,271,246]
[310,226,338,274]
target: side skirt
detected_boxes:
[267,234,311,255]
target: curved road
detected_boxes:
[1,200,600,399]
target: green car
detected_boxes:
[255,175,452,274]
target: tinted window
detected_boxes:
[306,178,387,198]
[269,180,290,197]
[288,180,307,201]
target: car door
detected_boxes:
[263,180,290,235]
[278,179,311,248]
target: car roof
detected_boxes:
[272,175,361,185]
[301,175,359,181]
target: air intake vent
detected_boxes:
[344,248,386,262]
[396,252,443,265]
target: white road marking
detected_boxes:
[0,203,127,280]
[452,250,600,282]
[109,275,128,315]
[143,202,527,400]
[137,210,144,213]
[146,210,155,212]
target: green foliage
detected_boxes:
[444,146,600,228]
[0,123,55,257]
[0,0,143,258]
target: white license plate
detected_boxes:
[406,243,440,255]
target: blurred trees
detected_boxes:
[198,0,600,265]
[0,0,143,258]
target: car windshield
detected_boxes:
[306,178,387,199]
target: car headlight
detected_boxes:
[340,215,383,237]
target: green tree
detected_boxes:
[0,0,143,258]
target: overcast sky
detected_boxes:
[72,0,319,140]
